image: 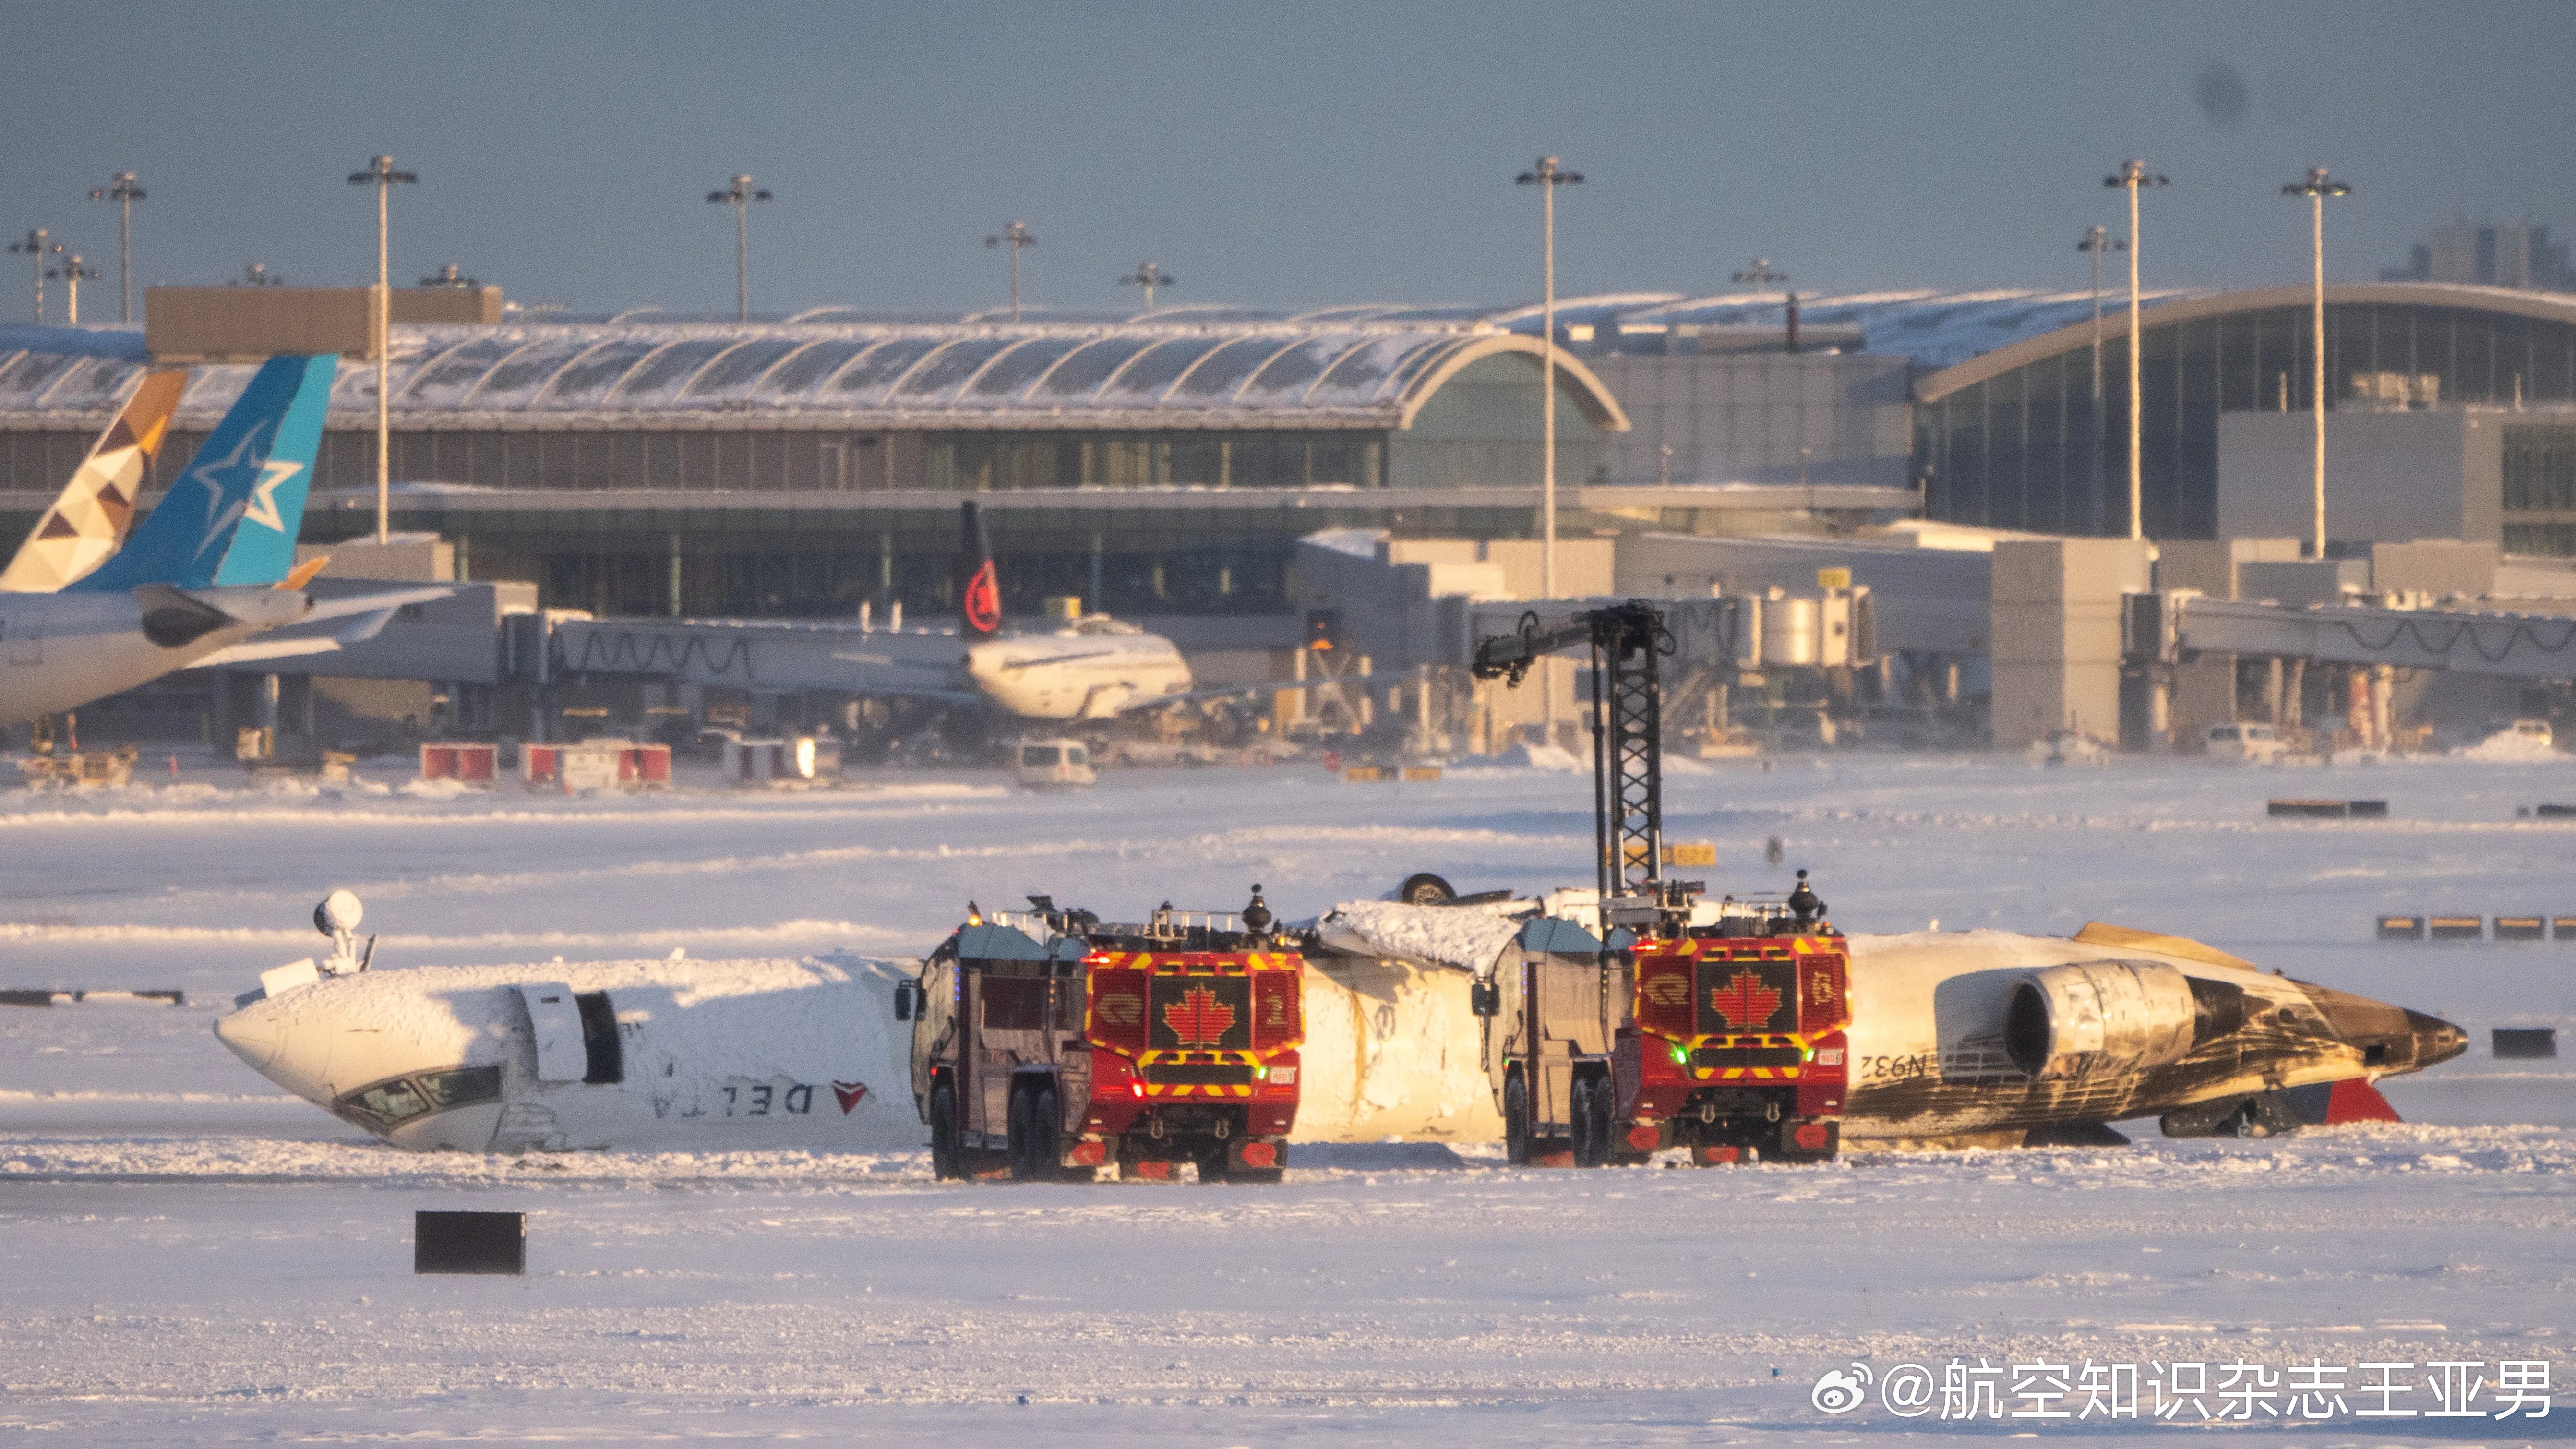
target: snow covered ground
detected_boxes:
[3,752,2572,1442]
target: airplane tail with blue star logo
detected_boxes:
[67,353,338,594]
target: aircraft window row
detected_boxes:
[337,1064,506,1127]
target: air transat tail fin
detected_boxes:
[67,354,338,594]
[0,369,189,592]
[959,499,1002,636]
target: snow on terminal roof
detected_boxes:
[0,313,1595,429]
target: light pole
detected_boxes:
[348,155,418,546]
[1119,261,1175,310]
[987,222,1036,322]
[1516,156,1582,600]
[45,248,99,324]
[2283,167,2351,559]
[705,175,772,323]
[2103,160,2168,539]
[86,173,144,323]
[1731,257,1796,349]
[10,228,49,323]
[2077,225,2123,534]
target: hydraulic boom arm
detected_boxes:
[1472,601,1688,920]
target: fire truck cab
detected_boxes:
[901,894,1304,1183]
[1476,900,1851,1167]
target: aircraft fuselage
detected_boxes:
[0,584,308,725]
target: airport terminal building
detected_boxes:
[3,279,2574,628]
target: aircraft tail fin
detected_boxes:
[68,354,338,594]
[959,500,1002,636]
[0,368,189,592]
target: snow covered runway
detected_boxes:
[3,754,2571,1441]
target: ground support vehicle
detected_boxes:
[1467,600,1853,1164]
[902,899,1303,1183]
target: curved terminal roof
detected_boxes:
[4,281,2565,429]
[0,320,1626,433]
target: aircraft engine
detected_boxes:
[2003,960,2200,1080]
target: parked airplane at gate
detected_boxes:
[0,355,454,725]
[948,501,1198,720]
[0,367,187,592]
[212,889,2463,1155]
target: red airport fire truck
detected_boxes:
[899,892,1303,1183]
[1467,601,1853,1165]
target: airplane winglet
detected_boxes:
[278,555,331,591]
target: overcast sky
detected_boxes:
[4,1,2572,320]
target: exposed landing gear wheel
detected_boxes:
[929,1081,961,1181]
[1504,1074,1532,1166]
[1399,872,1456,906]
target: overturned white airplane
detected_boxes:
[213,886,2462,1156]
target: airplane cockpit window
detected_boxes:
[343,1077,432,1126]
[419,1065,504,1108]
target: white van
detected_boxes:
[2204,721,2286,764]
[1015,738,1097,790]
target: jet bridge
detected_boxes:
[526,614,973,699]
[2131,592,2576,680]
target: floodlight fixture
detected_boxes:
[1119,261,1175,310]
[706,174,773,323]
[86,173,144,323]
[10,227,50,323]
[349,154,418,545]
[44,248,99,324]
[2283,167,2352,558]
[987,222,1037,322]
[2102,160,2169,539]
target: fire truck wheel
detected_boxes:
[1773,1117,1840,1164]
[1029,1087,1062,1180]
[1398,872,1455,906]
[1568,1076,1598,1167]
[1589,1078,1619,1168]
[1005,1089,1035,1179]
[1503,1074,1532,1166]
[929,1082,961,1181]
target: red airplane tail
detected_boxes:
[959,501,1002,637]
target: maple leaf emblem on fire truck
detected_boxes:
[1162,985,1237,1046]
[1707,970,1784,1030]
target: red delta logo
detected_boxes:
[1707,970,1784,1030]
[831,1080,869,1114]
[963,560,1002,635]
[1162,985,1237,1047]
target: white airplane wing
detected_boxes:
[192,586,458,667]
[1103,677,1327,715]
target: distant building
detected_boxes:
[2382,216,2576,292]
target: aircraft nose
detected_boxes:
[2408,1009,2468,1069]
[212,1005,282,1069]
[211,1000,338,1107]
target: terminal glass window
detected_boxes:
[1917,304,2576,539]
